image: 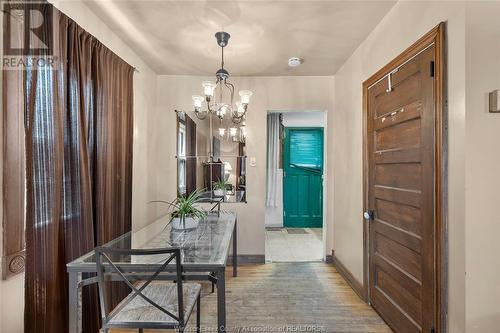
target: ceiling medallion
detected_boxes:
[191,32,253,125]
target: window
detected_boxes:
[289,129,323,170]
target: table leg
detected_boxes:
[232,220,237,277]
[216,268,226,332]
[68,271,81,333]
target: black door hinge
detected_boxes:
[430,61,435,78]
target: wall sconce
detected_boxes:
[489,90,500,113]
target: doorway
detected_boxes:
[283,127,323,228]
[363,24,445,333]
[265,111,326,262]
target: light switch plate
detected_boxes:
[250,157,256,167]
[489,90,500,113]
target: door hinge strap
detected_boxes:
[430,61,435,78]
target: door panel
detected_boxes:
[375,163,422,189]
[367,45,436,332]
[375,118,421,151]
[375,199,421,234]
[283,128,323,228]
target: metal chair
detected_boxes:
[95,246,201,333]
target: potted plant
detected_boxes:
[213,179,229,197]
[169,189,207,230]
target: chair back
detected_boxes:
[95,246,185,328]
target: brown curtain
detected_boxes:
[23,3,133,333]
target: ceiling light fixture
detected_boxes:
[192,32,252,124]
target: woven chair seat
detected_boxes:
[109,281,201,324]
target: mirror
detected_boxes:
[176,110,246,203]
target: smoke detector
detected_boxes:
[288,57,303,67]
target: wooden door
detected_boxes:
[283,128,323,228]
[365,43,439,332]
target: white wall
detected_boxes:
[281,111,325,127]
[265,169,284,228]
[464,2,500,331]
[265,111,326,228]
[331,2,466,332]
[156,76,334,255]
[0,1,160,331]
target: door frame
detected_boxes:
[362,23,447,333]
[282,126,324,228]
[265,110,329,261]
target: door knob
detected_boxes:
[364,210,374,221]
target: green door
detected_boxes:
[283,127,323,228]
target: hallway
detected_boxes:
[112,263,390,332]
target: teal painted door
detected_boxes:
[283,127,323,228]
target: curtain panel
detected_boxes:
[266,113,281,207]
[23,3,134,332]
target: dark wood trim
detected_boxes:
[2,46,26,280]
[2,249,25,279]
[227,255,265,265]
[331,250,367,302]
[362,22,447,333]
[325,254,333,264]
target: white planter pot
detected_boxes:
[171,216,199,230]
[213,189,225,196]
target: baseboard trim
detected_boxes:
[265,224,283,229]
[227,255,266,265]
[325,254,333,264]
[331,250,367,302]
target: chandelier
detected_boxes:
[191,32,253,124]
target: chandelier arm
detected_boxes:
[225,80,235,101]
[231,114,245,123]
[224,81,235,114]
[207,98,214,113]
[194,111,208,120]
[231,116,243,125]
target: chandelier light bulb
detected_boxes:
[202,81,216,97]
[229,127,237,137]
[217,104,228,119]
[192,95,204,109]
[218,128,226,137]
[235,102,245,115]
[239,90,253,104]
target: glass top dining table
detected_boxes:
[66,210,237,333]
[68,210,236,269]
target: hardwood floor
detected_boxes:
[111,263,390,333]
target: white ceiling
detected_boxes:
[84,0,396,76]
